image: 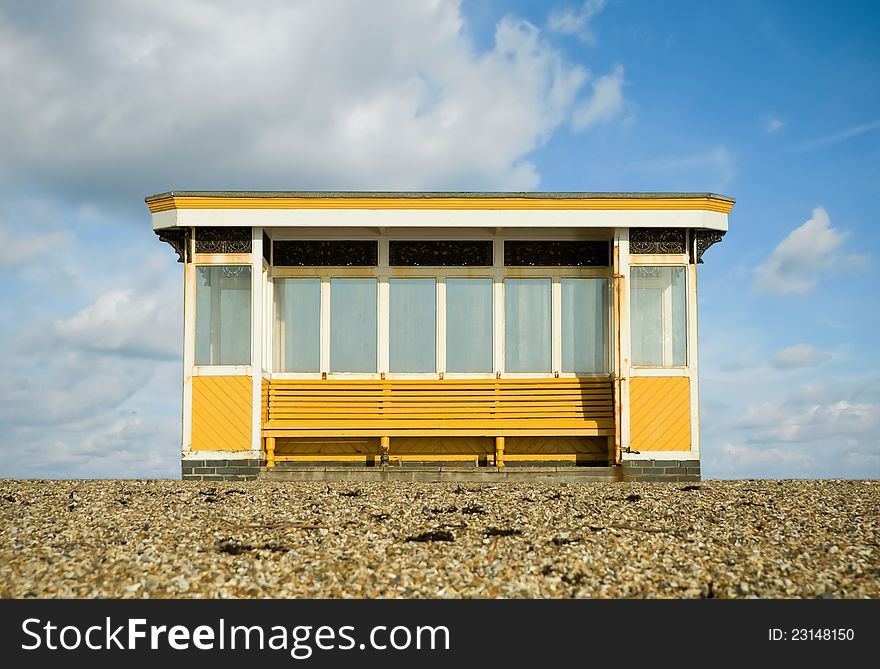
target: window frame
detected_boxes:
[627,255,690,370]
[192,262,253,371]
[269,238,612,380]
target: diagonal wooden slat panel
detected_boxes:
[629,377,691,452]
[505,436,606,455]
[192,376,252,451]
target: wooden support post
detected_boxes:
[266,437,276,468]
[495,436,505,468]
[380,436,390,465]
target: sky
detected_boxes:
[0,0,877,479]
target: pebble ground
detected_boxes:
[1,479,877,598]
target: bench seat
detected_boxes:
[262,378,614,465]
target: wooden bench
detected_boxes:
[262,378,614,466]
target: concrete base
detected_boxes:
[180,458,700,483]
[259,465,620,483]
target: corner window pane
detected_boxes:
[390,278,436,372]
[504,278,551,372]
[195,266,251,365]
[330,278,377,372]
[274,279,320,372]
[630,266,687,366]
[446,278,492,373]
[562,278,607,372]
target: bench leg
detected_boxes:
[266,437,276,468]
[495,436,505,468]
[380,436,390,465]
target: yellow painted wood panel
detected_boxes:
[148,195,734,214]
[629,377,691,452]
[264,378,614,441]
[192,376,253,451]
[505,436,606,456]
[393,436,493,455]
[264,428,614,437]
[276,437,379,456]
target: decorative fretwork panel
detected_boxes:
[273,240,378,266]
[629,228,687,254]
[389,240,493,266]
[504,240,609,266]
[194,227,252,254]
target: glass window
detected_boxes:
[390,278,436,372]
[562,278,607,372]
[274,278,320,372]
[195,266,251,365]
[630,266,687,366]
[446,278,492,372]
[330,278,377,372]
[504,278,551,372]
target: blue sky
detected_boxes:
[0,0,877,479]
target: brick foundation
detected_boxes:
[622,459,701,482]
[181,459,261,481]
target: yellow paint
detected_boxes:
[629,377,691,452]
[148,195,734,214]
[504,436,607,456]
[392,436,492,455]
[265,437,276,468]
[191,376,253,451]
[263,378,614,445]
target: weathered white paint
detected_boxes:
[615,228,632,453]
[181,258,195,454]
[156,207,728,231]
[551,277,562,375]
[621,451,700,462]
[182,450,261,461]
[251,228,264,454]
[688,259,701,458]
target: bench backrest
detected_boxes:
[266,378,613,432]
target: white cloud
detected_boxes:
[547,0,607,44]
[700,354,880,479]
[737,398,878,442]
[0,198,71,269]
[765,117,784,133]
[787,118,880,153]
[0,198,183,478]
[753,207,865,295]
[571,64,626,131]
[711,443,817,478]
[0,224,68,268]
[772,344,831,370]
[54,288,181,360]
[0,0,626,199]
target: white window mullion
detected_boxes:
[319,277,330,372]
[492,238,504,376]
[377,277,389,373]
[551,277,562,375]
[493,278,503,375]
[436,277,446,374]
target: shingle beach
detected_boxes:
[1,480,877,598]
